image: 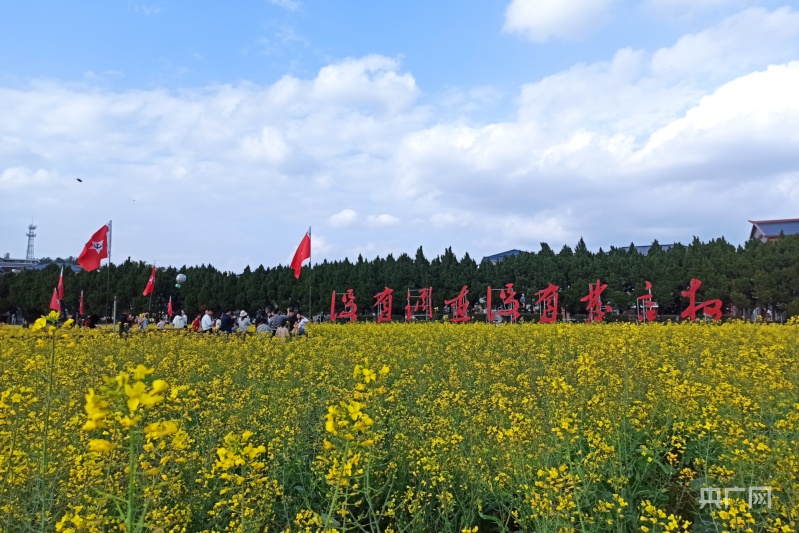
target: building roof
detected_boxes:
[631,243,678,255]
[31,262,83,272]
[0,257,39,274]
[0,258,82,274]
[749,219,799,240]
[482,249,522,263]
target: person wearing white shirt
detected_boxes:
[172,313,184,329]
[295,314,310,336]
[201,309,215,332]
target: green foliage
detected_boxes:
[2,236,799,320]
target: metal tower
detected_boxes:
[26,224,37,260]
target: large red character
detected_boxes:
[405,287,433,321]
[680,278,722,322]
[331,289,358,323]
[374,287,393,323]
[535,283,560,323]
[444,286,471,323]
[580,279,612,323]
[486,283,520,323]
[637,281,657,323]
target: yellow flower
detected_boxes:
[120,415,140,428]
[82,388,109,430]
[88,439,117,454]
[325,406,339,435]
[124,380,164,413]
[347,400,363,420]
[144,421,179,439]
[132,364,154,380]
[125,381,148,412]
[152,379,168,393]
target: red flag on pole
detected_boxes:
[167,296,173,318]
[290,230,311,279]
[79,290,84,315]
[49,288,61,312]
[77,223,110,272]
[57,266,65,300]
[142,265,156,296]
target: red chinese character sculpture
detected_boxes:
[637,281,658,323]
[444,285,471,323]
[680,278,722,322]
[580,279,612,323]
[535,283,560,324]
[331,289,358,323]
[486,283,520,323]
[405,287,433,321]
[374,287,393,323]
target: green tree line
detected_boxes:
[2,235,798,321]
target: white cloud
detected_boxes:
[0,166,54,191]
[3,5,799,269]
[366,214,400,227]
[328,209,359,228]
[638,62,799,166]
[130,3,161,16]
[645,0,751,18]
[238,127,289,163]
[650,7,799,81]
[516,7,799,139]
[503,0,615,42]
[266,0,300,11]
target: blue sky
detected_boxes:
[2,0,799,271]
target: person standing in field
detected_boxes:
[268,309,289,337]
[219,311,235,333]
[201,309,215,333]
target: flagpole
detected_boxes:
[59,265,64,320]
[308,226,312,319]
[148,261,155,315]
[105,220,112,328]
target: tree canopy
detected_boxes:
[2,236,797,321]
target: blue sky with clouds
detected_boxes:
[2,0,798,271]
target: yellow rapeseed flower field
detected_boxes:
[0,322,797,532]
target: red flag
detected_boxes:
[49,288,61,312]
[290,230,311,279]
[142,265,156,296]
[57,267,65,299]
[79,290,84,315]
[77,223,110,272]
[167,296,173,318]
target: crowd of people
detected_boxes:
[117,307,310,337]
